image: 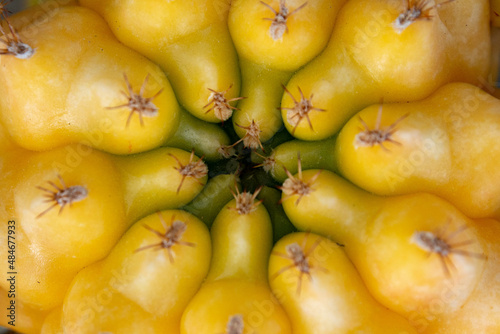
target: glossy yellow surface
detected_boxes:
[80,0,240,123]
[335,83,500,220]
[0,287,49,334]
[229,0,346,71]
[0,145,125,311]
[282,0,490,140]
[0,144,205,314]
[40,307,62,334]
[0,6,179,154]
[0,0,497,332]
[269,232,416,334]
[420,218,500,333]
[232,58,291,143]
[181,196,292,334]
[59,210,211,333]
[281,169,500,332]
[112,147,208,224]
[229,0,346,143]
[0,120,15,154]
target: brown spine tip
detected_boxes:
[280,85,325,135]
[354,104,408,151]
[232,120,264,151]
[271,233,327,295]
[229,186,263,215]
[218,144,237,159]
[134,212,196,263]
[0,1,12,16]
[106,73,163,127]
[169,150,208,194]
[411,221,485,278]
[278,153,320,205]
[393,0,456,32]
[0,13,35,59]
[254,150,276,173]
[36,174,88,218]
[260,0,307,40]
[204,84,246,122]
